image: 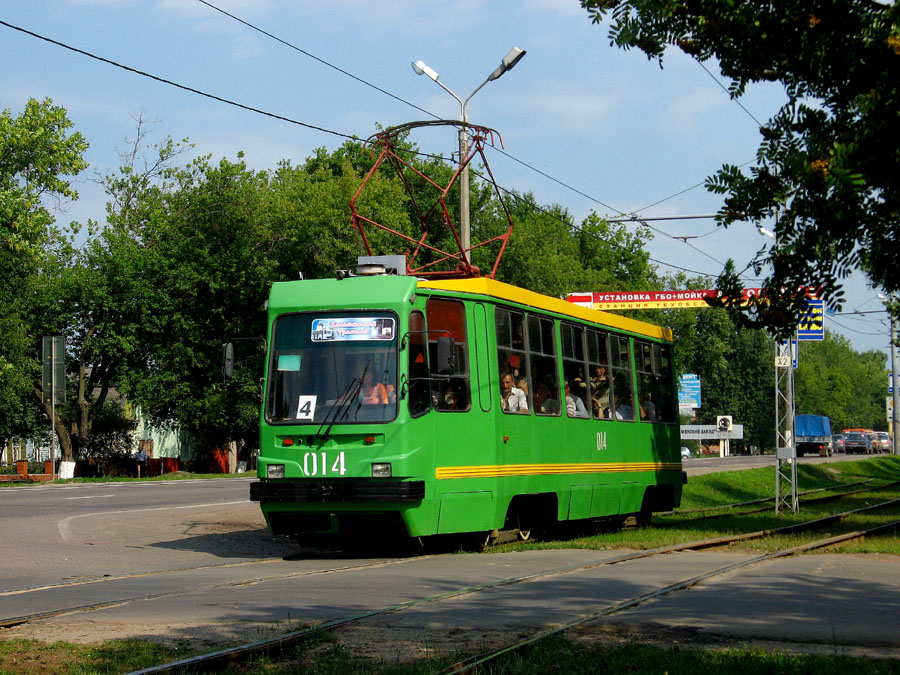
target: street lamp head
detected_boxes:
[758,226,776,240]
[411,60,439,82]
[488,46,527,81]
[502,46,526,71]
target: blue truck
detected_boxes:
[796,415,833,457]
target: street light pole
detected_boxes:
[412,47,526,263]
[759,225,798,513]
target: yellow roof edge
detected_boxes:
[417,278,673,342]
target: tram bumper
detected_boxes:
[250,479,426,538]
[250,479,425,503]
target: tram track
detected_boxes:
[125,497,900,674]
[656,479,899,525]
[0,554,432,630]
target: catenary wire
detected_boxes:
[0,18,742,282]
[696,59,765,127]
[0,20,356,142]
[195,1,749,273]
[196,0,439,121]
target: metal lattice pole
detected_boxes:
[775,340,798,513]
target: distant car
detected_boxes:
[832,434,845,453]
[843,431,873,454]
[680,446,692,459]
[876,431,892,452]
[867,432,881,453]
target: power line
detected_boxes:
[197,0,744,272]
[196,0,439,121]
[0,19,357,142]
[0,17,730,282]
[696,59,764,127]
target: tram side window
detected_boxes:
[529,314,560,416]
[496,308,530,414]
[426,298,471,412]
[561,323,589,419]
[635,340,676,424]
[407,311,431,417]
[586,329,612,419]
[610,336,636,421]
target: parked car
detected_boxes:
[875,431,892,452]
[843,431,873,454]
[831,433,845,453]
[681,446,692,460]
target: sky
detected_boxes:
[1,0,893,360]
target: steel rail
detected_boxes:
[125,497,900,674]
[438,516,900,674]
[658,477,877,516]
[658,480,900,526]
[0,555,430,630]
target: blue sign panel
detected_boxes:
[678,373,701,408]
[797,298,825,341]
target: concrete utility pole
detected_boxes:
[877,293,899,454]
[412,47,526,263]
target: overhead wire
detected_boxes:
[193,0,747,277]
[0,13,746,282]
[0,19,356,142]
[195,0,439,121]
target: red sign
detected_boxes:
[566,289,765,310]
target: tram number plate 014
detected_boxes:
[301,451,347,477]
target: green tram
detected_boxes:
[250,268,684,543]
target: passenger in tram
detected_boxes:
[359,370,389,405]
[612,390,635,421]
[536,379,559,414]
[565,380,590,418]
[517,377,529,399]
[500,371,529,413]
[639,390,657,421]
[590,363,611,418]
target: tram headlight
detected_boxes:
[371,463,392,478]
[267,464,285,479]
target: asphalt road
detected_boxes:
[0,477,294,590]
[1,463,898,660]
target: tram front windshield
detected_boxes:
[266,312,398,424]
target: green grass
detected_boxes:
[0,638,185,674]
[201,633,900,675]
[493,456,900,555]
[2,457,899,674]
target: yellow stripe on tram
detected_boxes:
[435,462,682,480]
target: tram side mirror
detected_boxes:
[222,342,234,380]
[435,336,455,376]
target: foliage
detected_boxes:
[75,397,137,460]
[0,98,88,446]
[0,100,891,464]
[581,0,900,337]
[794,332,888,432]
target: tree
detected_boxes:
[794,333,888,431]
[0,98,88,449]
[581,1,900,336]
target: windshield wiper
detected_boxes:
[315,362,369,442]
